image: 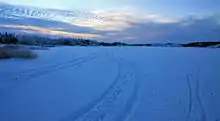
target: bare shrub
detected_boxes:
[0,45,38,59]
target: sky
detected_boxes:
[0,0,220,43]
[3,0,220,17]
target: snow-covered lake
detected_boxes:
[0,47,220,121]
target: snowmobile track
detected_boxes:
[60,52,141,121]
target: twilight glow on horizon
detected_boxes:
[0,0,220,43]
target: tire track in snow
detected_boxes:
[60,54,122,121]
[109,55,141,121]
[80,53,138,121]
[186,74,193,121]
[1,53,98,78]
[14,53,98,78]
[0,53,99,97]
[15,54,97,80]
[60,52,139,121]
[91,68,135,121]
[114,63,141,121]
[195,74,207,121]
[185,72,207,121]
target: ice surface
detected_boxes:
[0,47,220,121]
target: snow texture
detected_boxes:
[0,47,220,121]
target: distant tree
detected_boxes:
[0,33,2,44]
[0,32,18,44]
[182,41,220,47]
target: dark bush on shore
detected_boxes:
[0,46,38,59]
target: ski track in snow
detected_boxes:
[114,65,140,121]
[195,71,207,121]
[8,52,98,77]
[186,72,207,121]
[60,51,141,121]
[0,52,100,98]
[186,74,193,121]
[1,47,219,121]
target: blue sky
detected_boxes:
[0,0,220,43]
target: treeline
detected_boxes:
[0,32,127,46]
[0,32,18,44]
[0,32,220,48]
[182,42,220,47]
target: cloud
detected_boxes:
[0,24,102,38]
[3,13,218,44]
[70,9,219,43]
[99,14,220,43]
[78,9,180,31]
[0,3,219,43]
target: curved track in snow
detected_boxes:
[1,47,219,121]
[60,51,141,121]
[0,52,100,97]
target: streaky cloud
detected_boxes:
[0,3,220,43]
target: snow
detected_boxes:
[0,46,220,121]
